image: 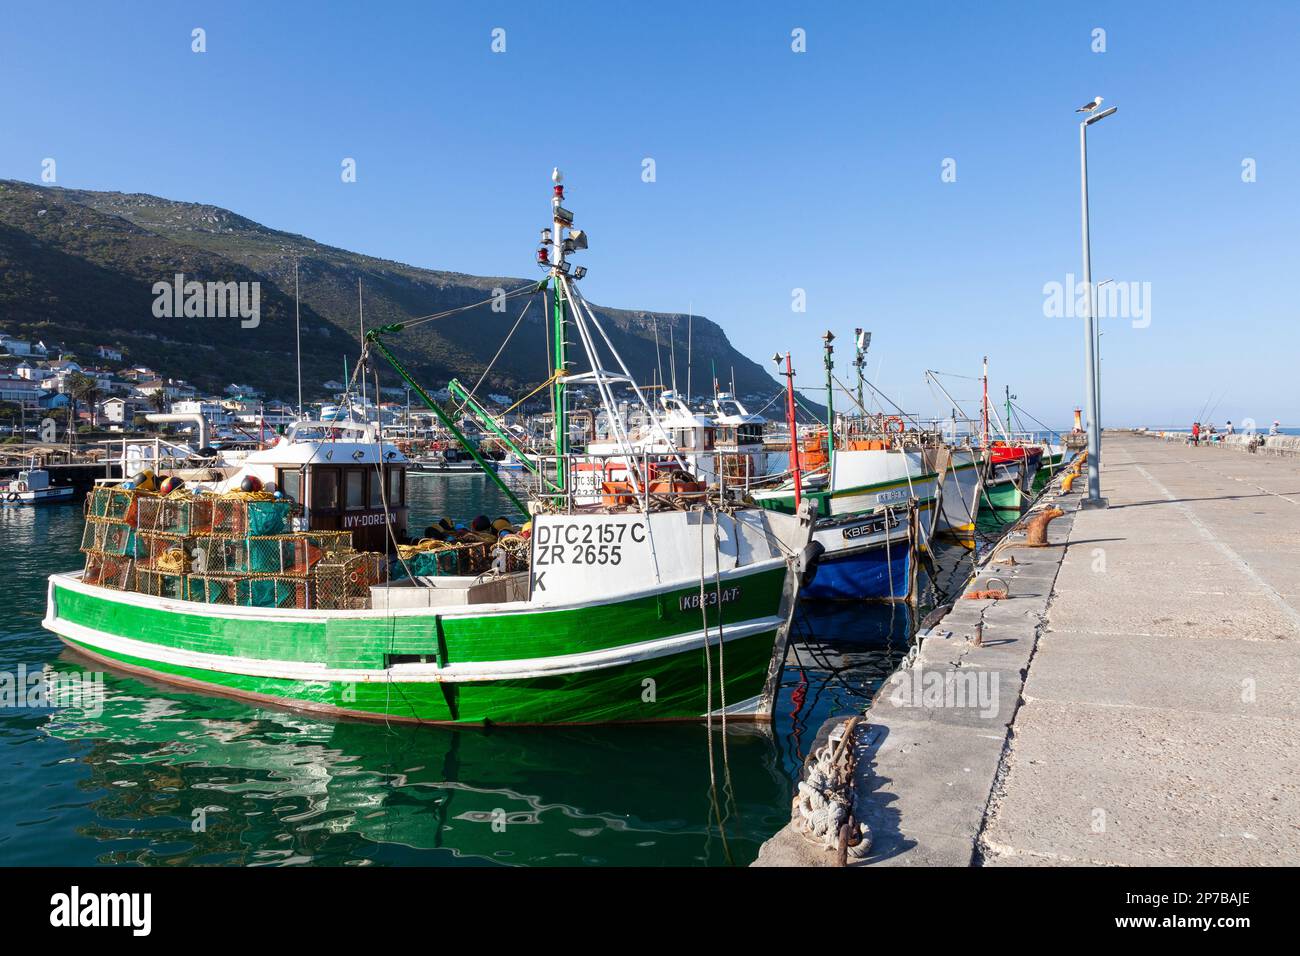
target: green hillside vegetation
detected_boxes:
[0,180,803,412]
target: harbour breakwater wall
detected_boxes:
[1143,430,1300,458]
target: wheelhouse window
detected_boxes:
[388,467,404,506]
[345,468,365,510]
[278,469,302,504]
[311,468,339,511]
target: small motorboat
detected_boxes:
[407,448,494,476]
[1,464,76,506]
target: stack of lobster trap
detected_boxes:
[80,486,388,610]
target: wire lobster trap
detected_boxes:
[80,517,138,558]
[136,530,195,573]
[195,531,352,577]
[136,495,215,536]
[186,574,249,606]
[135,568,188,601]
[492,535,531,573]
[313,552,386,610]
[87,486,143,525]
[82,552,135,590]
[244,575,309,609]
[210,497,297,537]
[401,540,492,578]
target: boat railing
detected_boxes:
[521,449,742,514]
[93,435,211,478]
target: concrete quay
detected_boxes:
[755,432,1300,867]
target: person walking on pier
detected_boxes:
[1191,421,1201,446]
[1226,420,1234,436]
[1271,420,1281,436]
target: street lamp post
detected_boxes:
[1095,279,1113,422]
[1079,102,1117,508]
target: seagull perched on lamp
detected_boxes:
[1075,96,1104,113]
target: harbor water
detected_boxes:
[0,476,973,867]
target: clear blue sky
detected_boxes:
[2,1,1296,428]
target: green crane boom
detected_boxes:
[447,378,560,492]
[364,327,528,516]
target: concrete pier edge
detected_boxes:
[756,431,1300,867]
[756,457,1078,867]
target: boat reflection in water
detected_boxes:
[41,656,795,867]
[38,544,963,867]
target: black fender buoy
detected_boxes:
[799,540,825,588]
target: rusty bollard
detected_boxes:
[1024,507,1065,547]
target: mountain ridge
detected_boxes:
[0,179,814,415]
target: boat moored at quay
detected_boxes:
[42,171,818,727]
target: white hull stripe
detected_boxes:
[44,610,783,685]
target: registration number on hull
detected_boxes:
[532,519,647,567]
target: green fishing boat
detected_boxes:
[44,171,817,726]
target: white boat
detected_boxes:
[573,390,774,504]
[407,448,493,476]
[1,462,75,506]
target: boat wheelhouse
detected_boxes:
[220,420,409,553]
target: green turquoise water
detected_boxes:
[0,478,969,867]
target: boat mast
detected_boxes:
[853,328,870,420]
[544,168,570,493]
[981,355,990,449]
[822,330,835,469]
[294,258,303,419]
[776,351,802,511]
[686,306,693,405]
[1005,385,1014,441]
[358,278,367,421]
